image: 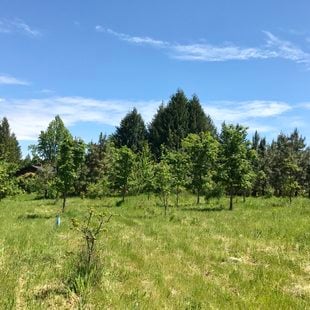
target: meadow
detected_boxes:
[0,194,310,309]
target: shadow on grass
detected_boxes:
[18,213,54,220]
[33,284,68,300]
[115,200,125,207]
[182,206,225,212]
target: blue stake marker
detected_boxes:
[56,214,61,227]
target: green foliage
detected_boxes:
[182,132,219,204]
[36,115,71,166]
[69,208,112,301]
[112,108,147,152]
[154,160,173,215]
[72,208,112,269]
[33,164,57,198]
[0,161,15,200]
[86,177,110,199]
[1,195,310,308]
[0,117,21,164]
[57,137,86,211]
[108,146,136,201]
[219,124,254,210]
[269,130,305,200]
[85,133,107,184]
[133,143,155,196]
[163,149,188,206]
[17,173,39,194]
[148,90,216,157]
[188,95,217,136]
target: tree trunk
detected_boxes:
[196,189,200,204]
[62,192,67,213]
[164,195,168,216]
[229,188,233,211]
[122,186,126,202]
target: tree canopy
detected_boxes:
[148,90,216,157]
[112,108,147,152]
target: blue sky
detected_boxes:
[1,0,310,156]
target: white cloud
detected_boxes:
[0,74,29,86]
[0,95,307,143]
[203,100,291,124]
[172,44,274,62]
[0,96,161,140]
[202,100,293,137]
[96,26,167,47]
[38,89,54,94]
[264,31,310,66]
[301,102,310,109]
[0,18,40,37]
[96,26,310,67]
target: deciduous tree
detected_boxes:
[219,124,254,210]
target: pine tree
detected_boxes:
[188,95,217,136]
[85,133,107,184]
[0,117,21,164]
[148,90,216,158]
[112,108,147,152]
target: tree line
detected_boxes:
[0,90,309,211]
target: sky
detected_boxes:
[1,0,310,156]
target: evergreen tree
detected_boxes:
[0,117,21,164]
[148,103,168,158]
[85,133,107,184]
[301,147,310,198]
[251,132,269,196]
[112,108,147,152]
[188,95,217,136]
[148,90,216,157]
[269,130,305,200]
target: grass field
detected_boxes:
[0,194,310,309]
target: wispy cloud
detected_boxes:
[0,96,161,140]
[96,26,167,47]
[264,31,310,66]
[0,18,41,37]
[96,26,310,67]
[0,94,304,142]
[202,100,294,136]
[204,100,291,123]
[0,74,29,86]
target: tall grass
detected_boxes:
[0,194,309,308]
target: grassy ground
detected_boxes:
[0,194,310,309]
